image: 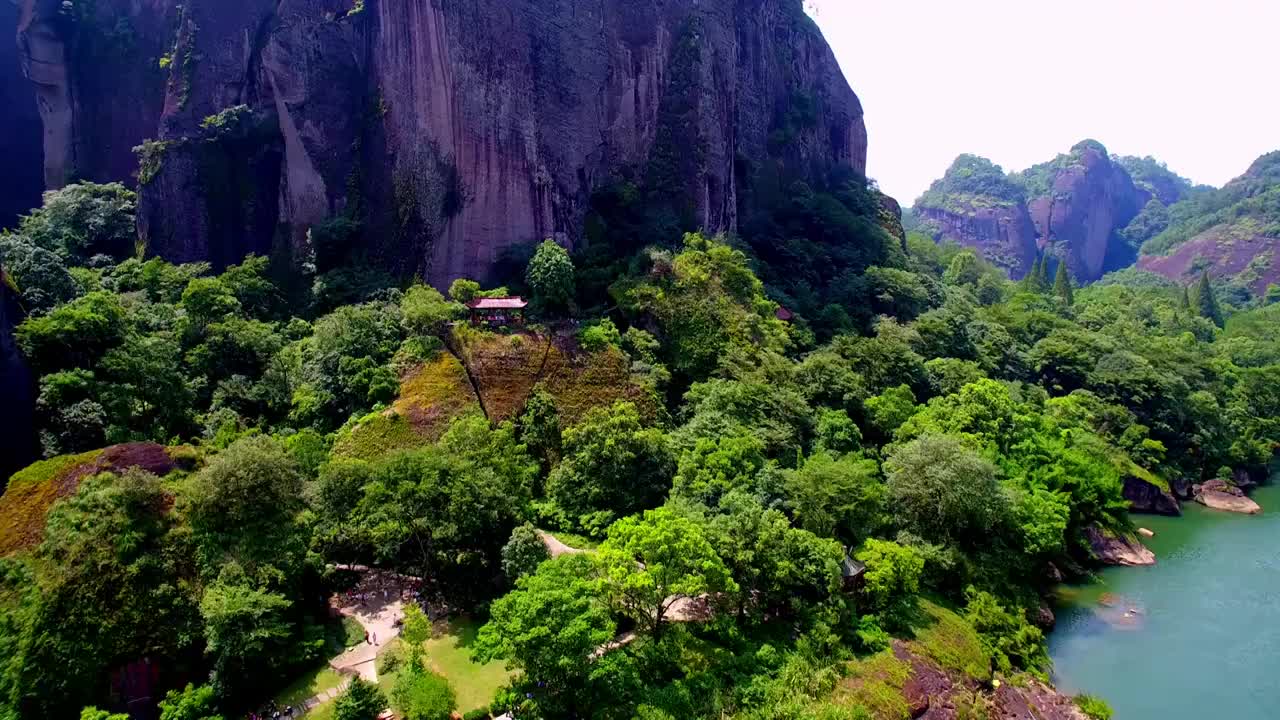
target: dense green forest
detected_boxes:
[2,179,1280,720]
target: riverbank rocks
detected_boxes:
[1122,475,1181,516]
[993,680,1090,720]
[1085,526,1155,566]
[1170,476,1194,500]
[1193,480,1262,515]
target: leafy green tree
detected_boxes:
[448,278,482,304]
[18,182,137,261]
[863,384,917,440]
[526,239,575,310]
[895,378,1025,452]
[546,402,673,534]
[516,388,561,473]
[616,234,790,379]
[392,668,456,720]
[158,683,223,720]
[814,408,862,455]
[10,470,199,719]
[348,417,536,599]
[402,284,461,337]
[200,580,294,700]
[596,506,735,638]
[671,431,767,506]
[784,452,887,542]
[502,523,551,581]
[922,358,985,397]
[218,256,280,320]
[80,709,129,720]
[16,290,127,373]
[707,492,843,619]
[335,678,388,720]
[474,554,616,717]
[963,587,1048,673]
[184,435,306,582]
[1194,271,1223,327]
[0,236,78,313]
[885,434,1009,548]
[181,277,241,330]
[854,539,925,629]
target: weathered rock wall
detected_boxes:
[0,0,43,228]
[915,203,1038,278]
[0,269,37,484]
[8,0,866,286]
[15,0,173,189]
[1027,144,1144,282]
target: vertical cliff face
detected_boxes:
[915,142,1149,283]
[7,0,865,286]
[15,0,173,189]
[1022,142,1143,282]
[0,269,37,484]
[0,1,43,228]
[912,155,1039,278]
[915,203,1039,279]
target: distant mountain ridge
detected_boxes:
[912,140,1198,283]
[1137,152,1280,295]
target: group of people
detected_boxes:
[246,702,294,719]
[337,571,425,610]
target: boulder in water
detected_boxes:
[1193,481,1262,514]
[1085,526,1156,566]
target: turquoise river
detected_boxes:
[1049,483,1280,718]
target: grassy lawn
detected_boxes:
[418,617,515,713]
[274,664,347,708]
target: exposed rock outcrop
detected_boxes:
[15,0,174,190]
[915,201,1039,278]
[0,442,185,555]
[0,268,37,485]
[1022,141,1145,282]
[0,0,42,227]
[1084,525,1155,566]
[9,0,866,286]
[1136,152,1280,293]
[915,141,1165,283]
[1122,475,1181,516]
[1192,480,1262,515]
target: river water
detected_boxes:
[1049,483,1280,719]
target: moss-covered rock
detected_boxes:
[0,443,187,556]
[332,352,481,461]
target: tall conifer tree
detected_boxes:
[1053,262,1074,305]
[1195,271,1223,327]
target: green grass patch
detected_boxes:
[273,664,347,708]
[332,353,480,461]
[0,449,103,556]
[418,618,515,713]
[837,650,912,720]
[906,599,991,683]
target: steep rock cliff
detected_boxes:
[0,0,42,228]
[915,202,1039,279]
[0,268,37,485]
[14,0,173,190]
[912,155,1038,278]
[1017,141,1144,282]
[10,0,865,286]
[915,142,1164,284]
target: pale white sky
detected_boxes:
[806,0,1279,204]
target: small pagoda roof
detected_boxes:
[467,296,528,310]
